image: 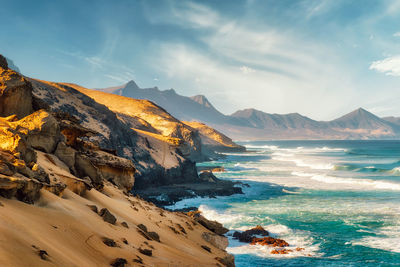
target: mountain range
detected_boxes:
[98,81,400,140]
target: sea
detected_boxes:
[167,140,400,266]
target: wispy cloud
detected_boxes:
[394,32,400,37]
[240,66,255,74]
[370,56,400,76]
[149,1,358,118]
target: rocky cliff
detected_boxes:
[62,83,208,162]
[0,54,235,266]
[184,121,245,152]
[28,79,200,190]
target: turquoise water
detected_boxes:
[170,140,400,266]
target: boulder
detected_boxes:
[250,236,289,247]
[99,208,117,224]
[138,248,152,256]
[17,110,60,153]
[137,224,148,233]
[0,62,33,118]
[147,231,160,242]
[110,258,127,267]
[0,174,42,203]
[201,232,228,251]
[187,210,228,235]
[55,142,76,172]
[75,154,104,189]
[233,225,269,243]
[0,122,36,164]
[102,237,117,247]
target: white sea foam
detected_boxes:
[272,155,335,170]
[195,204,322,258]
[390,167,400,174]
[289,171,400,191]
[351,226,400,253]
[198,205,256,226]
[310,174,400,191]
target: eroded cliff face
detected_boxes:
[59,83,207,162]
[0,61,137,199]
[28,79,201,189]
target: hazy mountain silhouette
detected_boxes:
[98,81,400,140]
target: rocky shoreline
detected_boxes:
[135,169,245,206]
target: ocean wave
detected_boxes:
[245,145,279,150]
[199,205,257,227]
[390,167,400,175]
[291,171,400,191]
[272,155,334,170]
[351,226,400,253]
[309,174,400,191]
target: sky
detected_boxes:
[1,0,400,120]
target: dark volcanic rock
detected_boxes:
[102,237,117,247]
[147,231,160,242]
[187,210,228,235]
[135,179,243,206]
[138,248,152,256]
[201,245,211,253]
[137,224,148,233]
[110,258,127,267]
[233,225,269,242]
[99,208,117,224]
[251,236,289,247]
[233,225,289,248]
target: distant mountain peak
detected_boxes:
[190,95,215,109]
[125,80,140,90]
[336,107,378,120]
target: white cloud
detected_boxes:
[84,56,104,69]
[370,56,400,76]
[393,32,400,37]
[154,43,356,119]
[147,1,361,119]
[240,66,255,74]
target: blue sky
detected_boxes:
[1,0,400,120]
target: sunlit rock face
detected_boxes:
[0,56,33,119]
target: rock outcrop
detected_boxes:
[188,210,229,235]
[184,121,245,153]
[202,232,229,250]
[0,58,33,118]
[29,79,201,191]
